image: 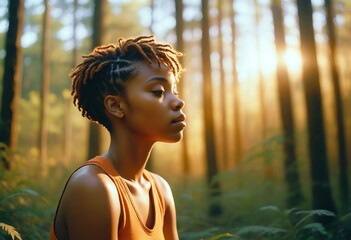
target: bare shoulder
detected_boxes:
[150,173,174,206]
[56,165,120,239]
[64,165,118,203]
[150,172,179,239]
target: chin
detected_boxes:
[159,132,183,143]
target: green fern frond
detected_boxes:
[0,189,40,204]
[295,209,336,229]
[237,225,287,236]
[206,233,238,240]
[0,222,23,240]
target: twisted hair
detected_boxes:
[70,35,183,131]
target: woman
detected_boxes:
[50,35,185,240]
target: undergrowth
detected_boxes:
[1,137,351,239]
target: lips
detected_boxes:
[171,114,186,127]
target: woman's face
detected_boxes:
[120,61,186,143]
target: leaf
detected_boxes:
[0,189,40,204]
[294,209,336,230]
[236,225,287,236]
[0,222,23,240]
[260,205,282,213]
[302,222,327,235]
[207,233,237,240]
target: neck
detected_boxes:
[102,132,155,182]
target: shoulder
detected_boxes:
[64,165,118,203]
[58,165,120,239]
[150,172,175,207]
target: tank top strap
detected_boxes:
[143,170,166,215]
[83,156,120,177]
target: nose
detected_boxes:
[171,95,185,111]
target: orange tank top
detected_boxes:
[50,156,166,239]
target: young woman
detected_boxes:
[50,35,185,240]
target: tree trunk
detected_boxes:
[146,0,155,171]
[62,0,79,165]
[0,0,24,169]
[229,0,242,167]
[39,0,51,175]
[296,0,337,218]
[87,0,106,159]
[201,0,222,217]
[324,0,349,214]
[254,0,270,178]
[271,0,303,208]
[217,0,229,169]
[175,0,190,179]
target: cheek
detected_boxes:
[126,99,166,129]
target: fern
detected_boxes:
[206,233,238,240]
[0,222,22,240]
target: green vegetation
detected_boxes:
[0,140,351,240]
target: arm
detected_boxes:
[60,166,120,240]
[153,174,179,240]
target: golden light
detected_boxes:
[284,48,302,73]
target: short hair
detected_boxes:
[70,35,183,131]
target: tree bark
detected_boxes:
[217,0,229,169]
[87,0,106,159]
[271,0,303,208]
[0,0,24,169]
[201,0,222,217]
[175,0,190,179]
[324,0,349,213]
[296,0,337,217]
[39,0,51,174]
[229,0,242,167]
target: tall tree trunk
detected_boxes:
[296,0,337,218]
[146,0,155,171]
[175,0,190,179]
[271,0,303,208]
[150,0,155,34]
[0,0,24,169]
[87,0,106,159]
[62,0,79,164]
[229,0,242,167]
[39,0,51,175]
[324,0,349,213]
[217,0,229,169]
[201,0,222,217]
[254,0,269,176]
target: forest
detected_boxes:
[0,0,351,239]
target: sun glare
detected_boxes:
[284,48,302,73]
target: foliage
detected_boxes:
[0,222,22,240]
[0,185,39,240]
[0,153,72,240]
[235,206,336,240]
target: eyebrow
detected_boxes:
[145,77,169,84]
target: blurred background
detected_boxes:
[0,0,350,239]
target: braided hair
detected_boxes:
[70,35,183,131]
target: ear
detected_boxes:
[104,95,125,118]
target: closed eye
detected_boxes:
[151,90,165,97]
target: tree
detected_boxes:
[324,0,349,213]
[62,0,79,164]
[38,0,51,174]
[0,0,24,169]
[87,0,106,159]
[296,0,336,216]
[229,0,242,167]
[201,0,222,217]
[271,0,303,208]
[175,0,190,179]
[254,0,272,180]
[217,0,229,168]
